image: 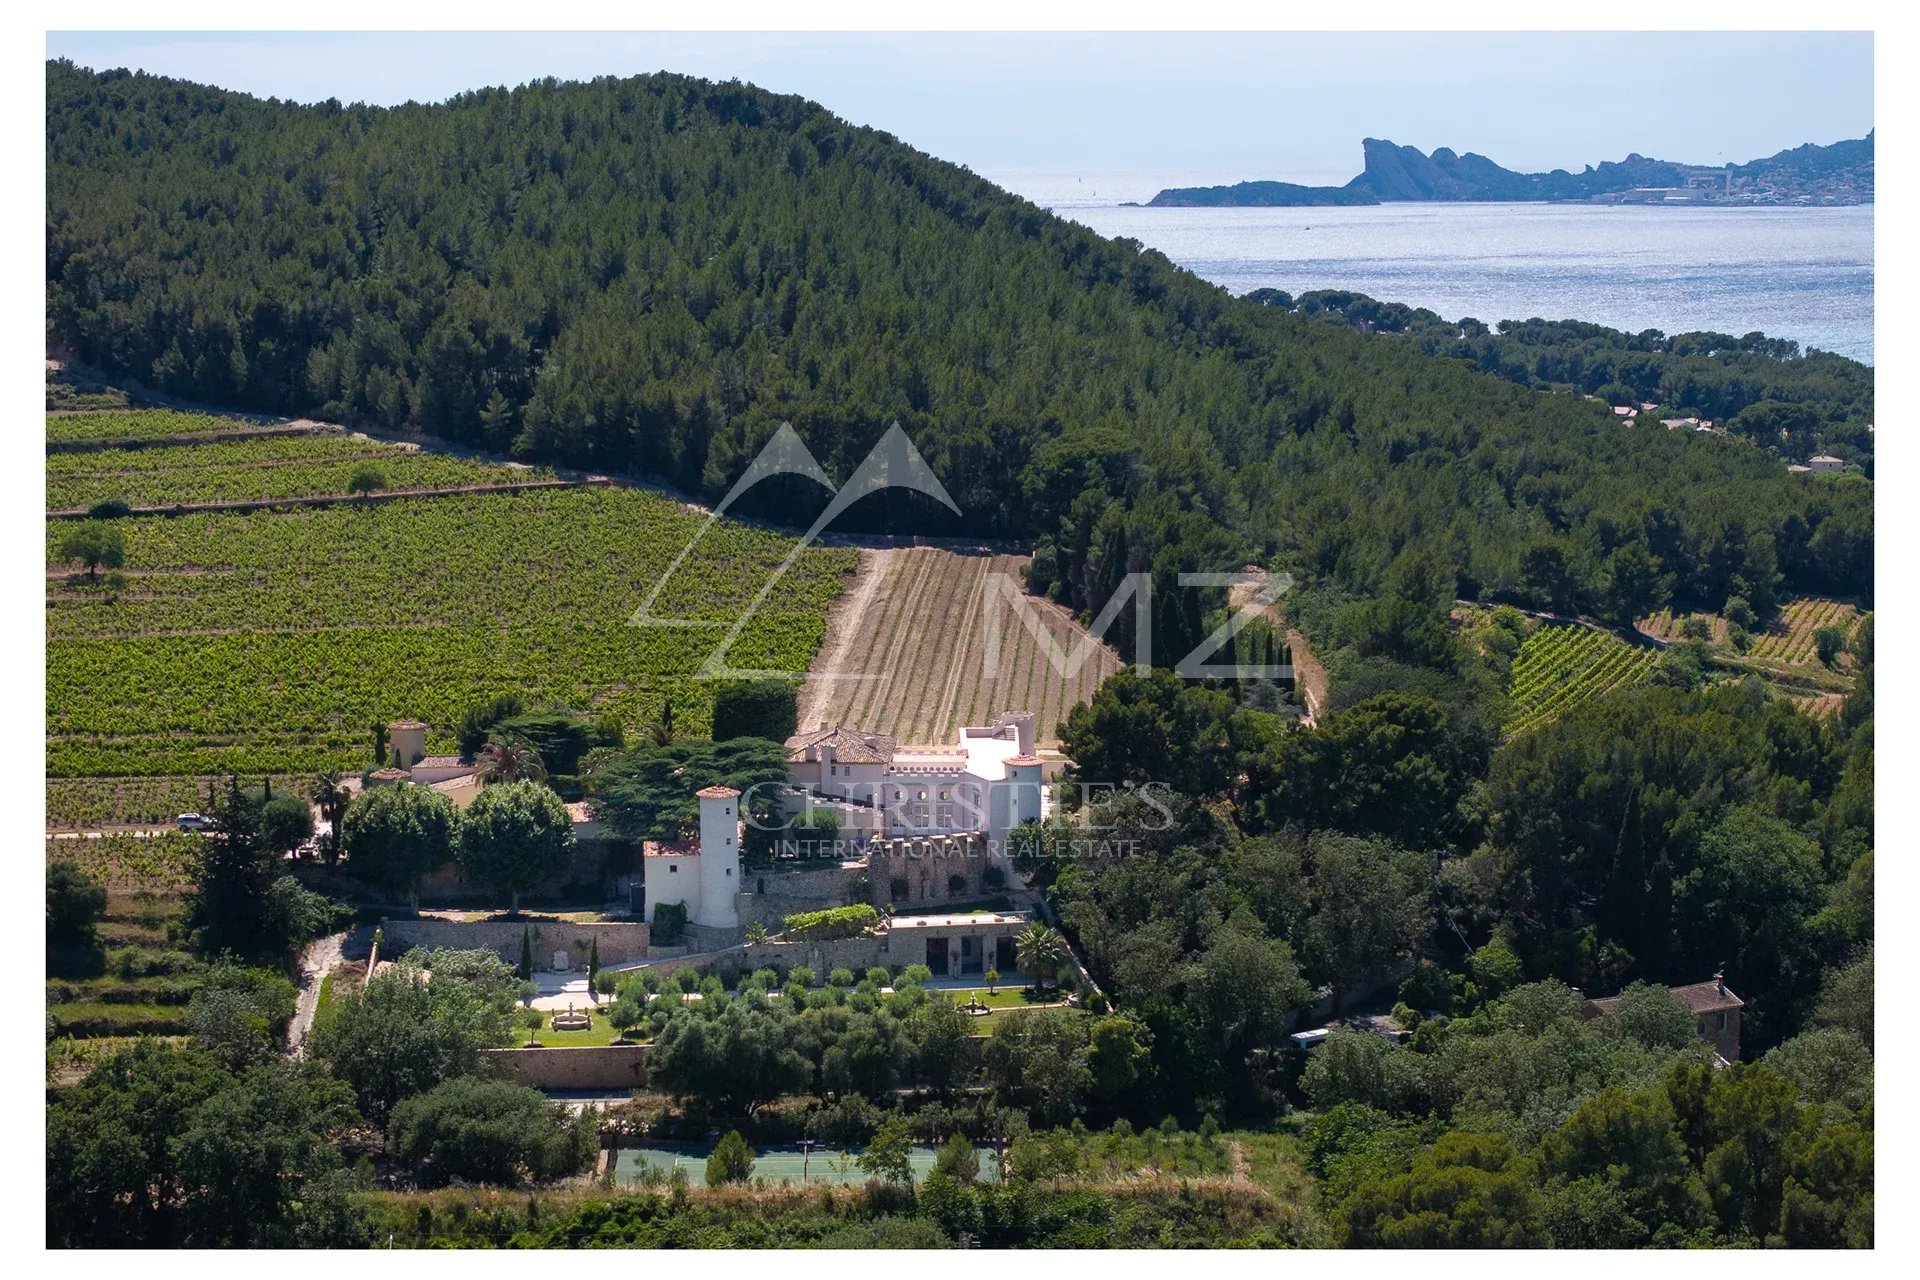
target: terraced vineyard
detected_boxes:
[46,775,310,831]
[48,431,552,510]
[1746,597,1864,668]
[46,408,290,445]
[45,833,205,891]
[796,547,1121,748]
[1504,624,1659,737]
[46,416,858,794]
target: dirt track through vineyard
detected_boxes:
[795,546,1121,749]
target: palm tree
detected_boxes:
[477,735,547,784]
[1014,922,1067,991]
[308,770,350,865]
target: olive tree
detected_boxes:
[458,781,575,914]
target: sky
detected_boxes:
[45,31,1874,197]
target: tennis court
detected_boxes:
[613,1142,997,1184]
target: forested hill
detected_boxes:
[46,61,1870,659]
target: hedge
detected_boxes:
[782,904,880,940]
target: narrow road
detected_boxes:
[795,546,891,732]
[287,929,347,1056]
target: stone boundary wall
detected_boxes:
[735,934,895,975]
[483,1045,648,1091]
[737,862,871,929]
[381,918,650,968]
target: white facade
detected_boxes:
[640,787,742,930]
[786,712,1048,848]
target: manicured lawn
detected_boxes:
[946,986,1065,1010]
[515,1005,645,1048]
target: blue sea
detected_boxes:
[997,172,1874,364]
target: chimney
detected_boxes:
[1715,971,1726,997]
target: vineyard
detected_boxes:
[1504,624,1659,737]
[46,775,310,831]
[45,834,205,891]
[47,430,552,510]
[796,547,1121,748]
[45,408,296,445]
[1747,597,1864,668]
[47,455,857,790]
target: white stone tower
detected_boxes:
[1004,755,1044,831]
[695,785,742,928]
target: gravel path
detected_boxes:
[287,929,348,1056]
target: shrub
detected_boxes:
[651,901,688,944]
[46,860,106,946]
[1815,625,1848,667]
[781,904,880,940]
[705,1130,756,1186]
[947,873,968,896]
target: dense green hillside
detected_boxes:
[46,61,1870,664]
[1256,289,1875,468]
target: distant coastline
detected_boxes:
[1142,133,1874,208]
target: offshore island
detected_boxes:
[1144,132,1874,207]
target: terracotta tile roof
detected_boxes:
[1006,755,1043,766]
[1590,976,1742,1015]
[1664,979,1744,1013]
[388,718,427,730]
[695,785,741,800]
[642,839,698,858]
[784,725,897,764]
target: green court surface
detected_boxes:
[614,1142,998,1185]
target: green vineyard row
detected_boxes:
[1504,624,1659,737]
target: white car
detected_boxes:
[175,812,210,831]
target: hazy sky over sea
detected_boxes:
[46,30,1874,190]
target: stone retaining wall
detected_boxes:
[482,1045,648,1091]
[381,918,650,968]
[737,862,871,930]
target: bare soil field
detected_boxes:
[795,547,1122,749]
